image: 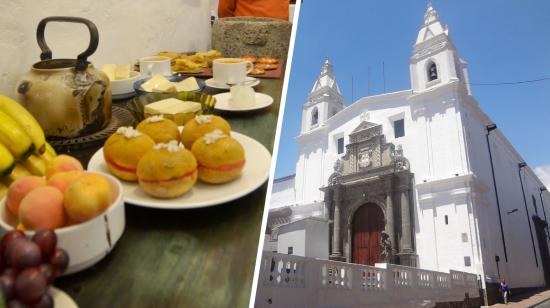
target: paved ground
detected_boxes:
[488,288,550,307]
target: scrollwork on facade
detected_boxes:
[380,231,393,262]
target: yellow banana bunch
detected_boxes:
[21,154,47,177]
[0,182,7,200]
[0,142,15,178]
[0,110,34,161]
[0,95,46,154]
[1,164,32,186]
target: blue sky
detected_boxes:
[274,0,550,183]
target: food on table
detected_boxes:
[6,176,47,216]
[0,142,15,178]
[136,115,181,144]
[45,154,84,179]
[63,173,112,223]
[144,98,202,126]
[137,141,198,198]
[0,95,46,155]
[160,49,222,72]
[0,183,7,201]
[0,229,69,307]
[257,56,279,64]
[2,165,32,186]
[230,85,256,108]
[19,186,65,230]
[47,170,84,194]
[254,63,277,70]
[103,127,155,181]
[20,154,46,177]
[191,130,245,184]
[250,67,265,75]
[101,64,132,80]
[0,109,34,162]
[241,55,257,63]
[140,74,172,92]
[175,77,200,92]
[140,74,200,93]
[173,58,203,73]
[180,115,231,149]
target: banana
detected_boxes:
[45,142,57,157]
[21,154,46,177]
[0,142,15,178]
[0,95,46,154]
[41,142,57,163]
[1,164,32,186]
[0,109,34,161]
[0,182,7,200]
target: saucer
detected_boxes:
[213,92,273,112]
[205,77,260,90]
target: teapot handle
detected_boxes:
[36,16,99,71]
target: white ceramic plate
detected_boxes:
[52,287,78,308]
[204,77,260,90]
[87,132,271,209]
[213,92,274,112]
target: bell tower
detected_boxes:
[409,4,471,94]
[301,58,344,133]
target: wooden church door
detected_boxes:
[352,205,385,265]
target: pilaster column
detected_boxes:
[386,192,396,255]
[332,187,342,257]
[400,189,413,253]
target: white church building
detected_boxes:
[266,4,550,296]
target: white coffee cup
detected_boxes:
[139,56,171,77]
[213,58,253,85]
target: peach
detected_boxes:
[47,170,84,193]
[64,174,112,223]
[19,186,65,230]
[45,155,84,178]
[6,176,47,216]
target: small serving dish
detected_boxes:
[111,71,142,100]
[133,75,205,96]
[0,171,125,275]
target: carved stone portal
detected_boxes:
[321,121,417,267]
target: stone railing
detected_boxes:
[255,252,480,308]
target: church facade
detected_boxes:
[266,5,550,292]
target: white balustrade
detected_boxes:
[256,252,479,308]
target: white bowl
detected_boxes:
[0,171,126,275]
[110,71,142,96]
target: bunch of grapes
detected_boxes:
[0,230,69,308]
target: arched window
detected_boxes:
[311,108,318,126]
[427,61,438,81]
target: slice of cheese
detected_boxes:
[152,82,177,93]
[140,74,171,92]
[175,77,200,92]
[144,98,202,115]
[114,64,131,80]
[101,64,117,80]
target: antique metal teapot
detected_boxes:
[17,16,111,138]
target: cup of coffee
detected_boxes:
[139,56,171,77]
[213,58,253,85]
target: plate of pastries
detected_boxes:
[240,55,279,76]
[159,50,222,74]
[87,113,271,209]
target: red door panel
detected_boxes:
[352,205,384,265]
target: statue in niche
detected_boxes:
[358,151,372,169]
[380,231,393,262]
[333,158,343,173]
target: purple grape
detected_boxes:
[0,273,15,300]
[37,264,54,285]
[14,268,47,304]
[9,241,42,271]
[31,231,57,260]
[49,249,69,277]
[4,238,27,267]
[7,299,29,308]
[0,231,25,255]
[3,268,16,278]
[30,293,53,308]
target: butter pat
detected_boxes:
[140,74,171,92]
[230,85,256,108]
[175,77,200,92]
[152,82,176,93]
[145,98,202,115]
[101,64,116,80]
[114,64,131,80]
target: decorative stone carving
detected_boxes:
[334,158,343,173]
[380,231,393,262]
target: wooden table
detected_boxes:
[55,77,283,308]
